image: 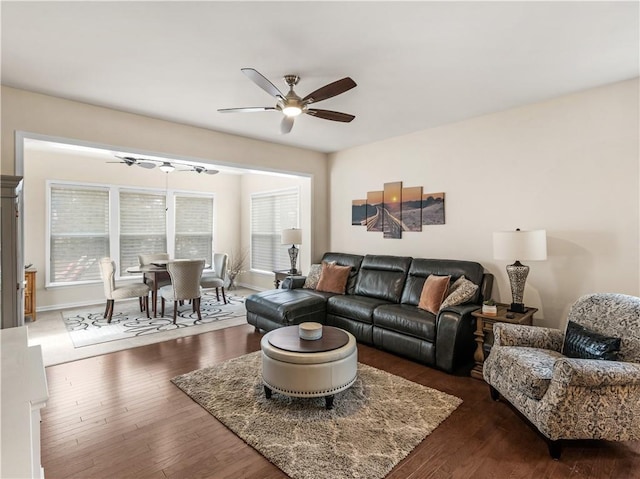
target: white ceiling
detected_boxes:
[2,1,638,154]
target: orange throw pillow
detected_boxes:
[418,275,451,314]
[316,261,351,294]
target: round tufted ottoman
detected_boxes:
[260,325,358,409]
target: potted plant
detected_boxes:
[226,247,249,291]
[482,299,498,316]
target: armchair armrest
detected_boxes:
[493,323,564,351]
[553,358,640,387]
[280,276,306,290]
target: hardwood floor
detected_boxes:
[41,324,640,479]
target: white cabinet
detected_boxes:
[1,326,48,478]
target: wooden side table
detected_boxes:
[470,303,537,380]
[273,269,302,288]
[24,268,37,321]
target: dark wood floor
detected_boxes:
[41,324,640,479]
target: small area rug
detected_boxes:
[63,293,245,348]
[172,351,462,479]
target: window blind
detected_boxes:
[119,191,167,271]
[49,185,109,283]
[251,189,299,272]
[174,195,213,263]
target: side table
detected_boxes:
[273,269,301,288]
[470,303,537,380]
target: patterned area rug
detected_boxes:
[63,293,246,348]
[172,351,462,479]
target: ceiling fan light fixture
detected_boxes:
[159,162,175,173]
[282,106,302,117]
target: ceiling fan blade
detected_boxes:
[241,68,284,99]
[218,107,277,113]
[204,169,219,175]
[137,162,157,169]
[302,77,357,104]
[281,116,294,134]
[306,109,355,123]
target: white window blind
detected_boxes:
[251,189,299,272]
[49,185,109,284]
[119,191,167,272]
[174,195,213,263]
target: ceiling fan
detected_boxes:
[109,155,157,169]
[219,68,357,134]
[109,156,218,175]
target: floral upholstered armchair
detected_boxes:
[483,293,640,459]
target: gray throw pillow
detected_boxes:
[303,264,322,289]
[439,276,478,310]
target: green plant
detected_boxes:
[483,299,496,306]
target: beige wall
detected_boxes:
[329,79,640,329]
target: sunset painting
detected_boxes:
[383,181,402,239]
[352,199,367,225]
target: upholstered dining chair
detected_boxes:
[483,293,640,459]
[160,259,205,323]
[98,258,151,323]
[200,253,229,304]
[138,253,171,309]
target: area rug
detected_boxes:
[172,351,462,479]
[63,293,246,348]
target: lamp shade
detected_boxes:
[281,228,302,245]
[493,229,547,261]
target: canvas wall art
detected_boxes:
[401,186,423,232]
[366,190,383,232]
[383,181,402,239]
[422,192,445,225]
[352,199,367,226]
[352,183,445,238]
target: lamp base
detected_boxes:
[509,302,527,314]
[287,244,299,276]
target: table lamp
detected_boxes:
[493,229,547,313]
[281,228,302,274]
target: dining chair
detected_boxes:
[200,253,229,304]
[160,259,205,323]
[138,253,171,311]
[98,258,151,323]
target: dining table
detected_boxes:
[125,263,169,318]
[126,260,210,318]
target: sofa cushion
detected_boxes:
[418,275,451,314]
[316,261,351,294]
[354,255,412,302]
[440,276,479,310]
[373,304,437,341]
[401,258,484,306]
[303,263,322,289]
[327,294,392,324]
[491,346,564,400]
[562,320,621,360]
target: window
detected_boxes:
[49,185,109,284]
[174,195,213,263]
[251,188,299,272]
[119,190,167,272]
[47,182,215,286]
